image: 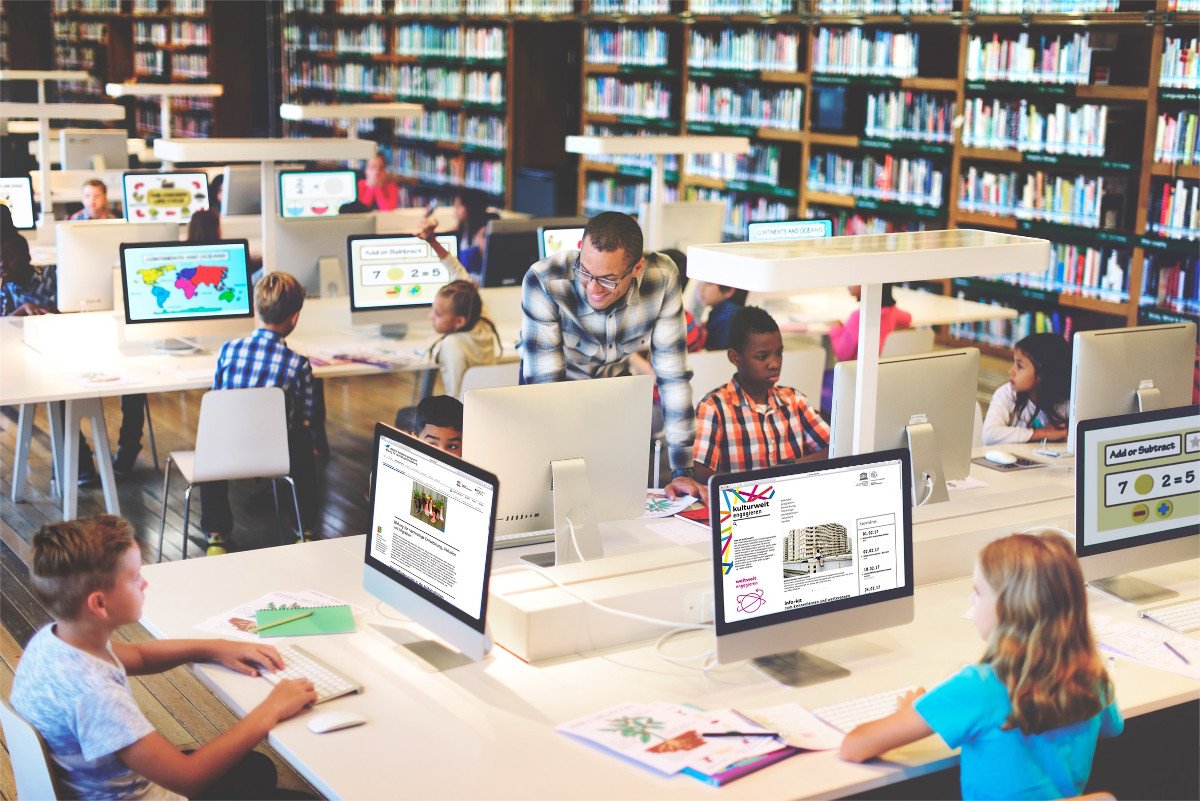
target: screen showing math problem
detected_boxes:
[347,234,457,311]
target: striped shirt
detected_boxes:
[694,376,830,474]
[1,265,57,316]
[520,249,695,468]
[213,328,315,426]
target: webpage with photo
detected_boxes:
[716,457,907,625]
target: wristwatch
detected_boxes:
[670,466,695,480]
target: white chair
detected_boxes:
[156,387,302,562]
[779,344,826,407]
[686,350,736,404]
[0,696,61,800]
[881,327,936,357]
[459,360,520,399]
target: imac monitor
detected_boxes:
[365,422,498,663]
[221,165,262,216]
[1068,323,1197,453]
[271,213,376,295]
[0,176,35,229]
[1075,405,1200,604]
[830,348,979,505]
[347,233,457,335]
[60,128,129,170]
[481,216,589,288]
[278,169,357,219]
[538,225,585,259]
[55,219,178,312]
[711,449,915,686]
[122,172,210,224]
[747,219,833,242]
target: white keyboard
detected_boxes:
[812,685,920,734]
[493,528,554,550]
[1139,597,1200,634]
[261,644,363,704]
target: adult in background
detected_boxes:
[357,154,399,212]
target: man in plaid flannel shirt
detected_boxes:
[520,211,706,502]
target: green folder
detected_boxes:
[254,605,356,637]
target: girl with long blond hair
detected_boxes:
[839,530,1122,799]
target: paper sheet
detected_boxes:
[1096,620,1200,681]
[946,476,990,491]
[739,704,845,751]
[646,518,712,546]
[64,370,146,389]
[642,489,698,519]
[195,589,364,640]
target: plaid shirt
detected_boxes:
[1,265,57,316]
[213,328,315,427]
[521,250,695,468]
[694,376,830,474]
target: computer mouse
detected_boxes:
[984,449,1017,466]
[306,710,367,734]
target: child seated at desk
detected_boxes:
[693,306,829,482]
[395,394,463,456]
[827,283,913,362]
[10,515,318,800]
[983,333,1072,446]
[697,281,747,351]
[839,530,1122,800]
[202,272,318,555]
[68,178,118,221]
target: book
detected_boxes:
[254,605,356,637]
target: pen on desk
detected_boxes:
[1163,641,1191,665]
[701,731,781,738]
[255,610,314,633]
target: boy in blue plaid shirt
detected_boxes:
[201,272,317,555]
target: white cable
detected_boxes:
[915,472,935,508]
[652,626,714,668]
[565,516,585,563]
[374,600,410,622]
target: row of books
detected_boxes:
[585,77,673,119]
[965,32,1092,85]
[969,0,1119,10]
[684,143,783,185]
[687,27,802,73]
[1166,0,1200,11]
[814,0,950,11]
[171,20,209,46]
[807,152,945,207]
[812,28,919,78]
[1148,180,1200,241]
[686,82,804,131]
[284,24,333,53]
[1141,254,1199,316]
[806,207,928,236]
[684,186,794,239]
[54,0,121,12]
[1154,109,1199,166]
[957,166,1105,228]
[333,24,385,55]
[54,20,107,42]
[994,243,1130,303]
[135,22,169,45]
[395,23,506,59]
[583,177,678,217]
[286,62,505,102]
[690,0,790,12]
[135,50,166,76]
[391,147,506,195]
[172,52,209,79]
[1160,37,1199,90]
[864,90,955,143]
[961,98,1108,157]
[581,124,680,172]
[590,0,671,12]
[338,0,384,11]
[284,0,324,11]
[511,0,574,10]
[586,26,670,67]
[395,109,507,149]
[285,115,377,136]
[948,306,1077,350]
[170,0,205,13]
[134,106,211,137]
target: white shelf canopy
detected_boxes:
[279,102,422,121]
[565,134,750,156]
[105,82,224,98]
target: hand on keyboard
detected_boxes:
[207,640,286,677]
[259,678,319,724]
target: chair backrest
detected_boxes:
[687,350,736,405]
[0,696,60,801]
[779,344,826,408]
[459,361,520,399]
[881,327,936,357]
[193,387,290,483]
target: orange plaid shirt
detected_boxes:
[693,377,830,474]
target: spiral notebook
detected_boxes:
[253,605,356,637]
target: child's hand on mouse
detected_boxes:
[1041,424,1069,442]
[261,679,318,723]
[206,640,284,676]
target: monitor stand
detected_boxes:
[521,458,604,569]
[905,420,948,506]
[368,623,489,672]
[379,322,409,339]
[153,337,203,355]
[1135,383,1162,413]
[1088,575,1179,605]
[753,650,851,688]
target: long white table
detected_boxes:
[138,533,1198,801]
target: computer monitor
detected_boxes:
[221,165,262,217]
[0,176,36,229]
[122,171,210,224]
[278,169,357,219]
[538,225,585,259]
[364,422,498,664]
[710,448,914,686]
[55,219,178,312]
[346,232,457,336]
[60,128,129,170]
[830,348,979,505]
[462,375,654,565]
[481,216,589,288]
[747,219,833,243]
[271,213,376,295]
[117,239,254,346]
[1068,323,1197,453]
[1075,405,1200,604]
[650,201,724,250]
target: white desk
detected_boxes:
[762,286,1019,332]
[138,534,1199,801]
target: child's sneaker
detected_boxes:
[205,535,230,556]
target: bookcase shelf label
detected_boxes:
[1016,220,1133,249]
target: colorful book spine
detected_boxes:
[962,98,1108,156]
[685,143,782,185]
[949,301,1077,349]
[816,0,951,10]
[1141,253,1200,315]
[336,0,382,13]
[590,0,672,13]
[994,243,1131,302]
[812,27,920,78]
[391,147,505,195]
[864,90,955,143]
[807,206,929,235]
[1160,37,1200,90]
[394,24,506,60]
[1148,180,1200,241]
[685,185,794,239]
[687,27,801,73]
[1167,0,1200,11]
[685,82,803,130]
[585,76,672,119]
[1155,109,1200,165]
[511,0,574,11]
[966,32,1091,85]
[690,0,793,12]
[171,20,208,45]
[957,165,1104,227]
[395,109,506,149]
[582,124,680,171]
[583,177,678,216]
[970,0,1119,11]
[808,151,945,207]
[283,23,333,52]
[283,0,324,11]
[587,26,670,67]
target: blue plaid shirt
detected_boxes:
[1,265,57,316]
[520,250,695,468]
[213,328,315,427]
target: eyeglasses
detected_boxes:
[575,254,637,292]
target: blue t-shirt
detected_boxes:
[704,299,740,351]
[914,664,1123,801]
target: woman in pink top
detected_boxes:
[357,153,400,211]
[828,283,913,362]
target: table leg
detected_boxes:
[47,400,63,499]
[84,397,120,514]
[61,401,81,520]
[11,404,34,502]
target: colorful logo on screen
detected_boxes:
[716,484,775,575]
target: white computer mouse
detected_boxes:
[984,449,1017,466]
[306,710,367,734]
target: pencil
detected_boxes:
[255,610,314,633]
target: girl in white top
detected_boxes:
[983,333,1072,445]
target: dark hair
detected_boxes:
[186,208,222,243]
[457,190,491,242]
[255,271,306,325]
[714,284,749,306]
[1010,333,1072,429]
[0,203,18,235]
[208,172,224,202]
[728,306,780,353]
[338,200,371,214]
[415,394,463,432]
[881,283,897,307]
[431,279,501,358]
[583,211,643,268]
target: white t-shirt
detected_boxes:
[435,253,501,399]
[982,382,1069,445]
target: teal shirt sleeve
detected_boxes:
[1098,696,1124,738]
[913,665,1005,749]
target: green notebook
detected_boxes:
[253,605,356,637]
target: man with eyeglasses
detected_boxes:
[521,211,706,502]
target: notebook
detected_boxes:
[254,605,356,637]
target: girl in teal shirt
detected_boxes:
[840,530,1122,800]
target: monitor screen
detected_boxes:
[538,226,584,259]
[0,176,36,229]
[279,169,358,219]
[1076,405,1200,559]
[122,172,210,224]
[118,240,253,325]
[347,234,457,311]
[747,219,833,242]
[711,449,913,638]
[366,423,498,633]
